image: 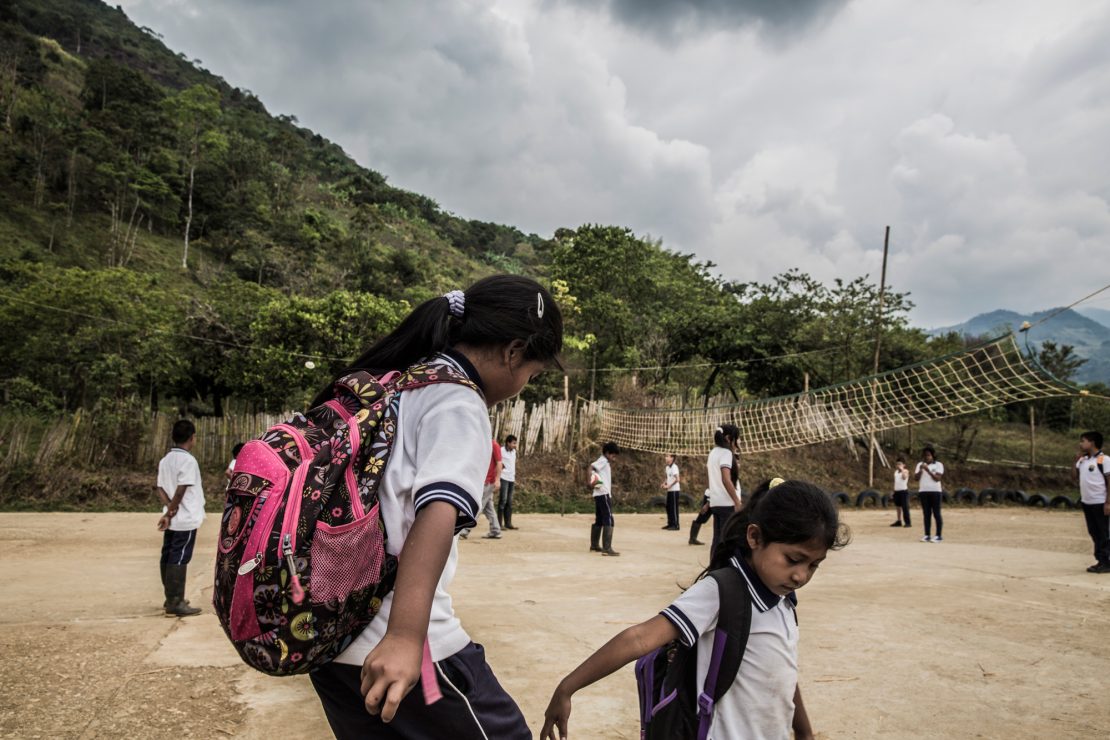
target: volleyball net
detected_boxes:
[593,334,1078,455]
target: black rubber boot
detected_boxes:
[590,524,602,552]
[161,563,170,609]
[164,565,201,617]
[601,526,620,556]
[688,520,704,545]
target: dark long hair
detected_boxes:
[713,423,740,485]
[706,479,851,574]
[312,275,563,406]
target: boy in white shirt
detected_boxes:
[498,435,519,530]
[156,419,205,617]
[890,457,910,528]
[589,442,621,556]
[1073,431,1110,573]
[660,453,681,531]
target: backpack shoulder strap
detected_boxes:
[391,360,482,397]
[1097,454,1105,476]
[696,567,752,739]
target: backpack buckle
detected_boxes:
[697,691,714,716]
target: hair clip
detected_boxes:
[769,477,785,489]
[443,290,465,318]
[536,291,545,318]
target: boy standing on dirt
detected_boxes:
[155,419,204,617]
[1074,431,1110,574]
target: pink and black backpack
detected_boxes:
[213,361,479,676]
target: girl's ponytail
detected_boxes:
[313,275,563,406]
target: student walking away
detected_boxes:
[302,276,563,739]
[156,419,205,617]
[541,479,850,740]
[707,425,742,557]
[1074,431,1110,573]
[590,442,621,556]
[660,454,682,531]
[914,447,944,542]
[499,435,519,530]
[890,457,911,528]
[226,441,245,481]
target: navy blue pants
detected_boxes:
[160,529,196,566]
[665,490,680,528]
[1082,503,1110,565]
[709,506,733,557]
[920,492,943,537]
[594,494,614,527]
[893,491,911,525]
[310,643,530,739]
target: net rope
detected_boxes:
[592,334,1078,455]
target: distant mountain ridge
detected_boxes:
[931,308,1110,385]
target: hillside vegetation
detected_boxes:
[1,1,1108,510]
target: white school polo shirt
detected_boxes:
[591,455,612,497]
[157,447,205,531]
[706,446,739,507]
[1076,452,1108,504]
[661,556,799,740]
[893,468,908,491]
[500,446,517,483]
[335,352,488,665]
[915,461,944,492]
[666,463,681,492]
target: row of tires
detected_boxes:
[838,488,1079,510]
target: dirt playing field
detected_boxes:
[1,507,1108,739]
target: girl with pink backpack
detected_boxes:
[257,275,561,739]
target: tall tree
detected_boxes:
[166,84,225,268]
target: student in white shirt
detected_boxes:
[542,478,850,740]
[660,453,681,531]
[1073,430,1110,573]
[890,457,910,528]
[155,419,205,617]
[498,434,519,530]
[589,442,621,556]
[914,446,945,543]
[707,424,742,556]
[307,275,564,739]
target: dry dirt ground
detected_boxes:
[1,507,1108,739]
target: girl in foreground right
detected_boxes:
[541,479,850,740]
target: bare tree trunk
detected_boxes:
[66,147,77,226]
[182,156,195,268]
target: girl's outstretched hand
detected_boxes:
[540,687,572,740]
[360,633,422,722]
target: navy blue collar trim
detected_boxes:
[441,349,485,394]
[730,555,797,611]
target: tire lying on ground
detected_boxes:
[856,490,881,508]
[880,493,892,508]
[1005,490,1028,506]
[954,487,977,505]
[942,492,951,504]
[978,488,1005,506]
[1048,495,1074,510]
[1027,493,1048,508]
[831,492,851,506]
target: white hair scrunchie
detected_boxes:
[443,290,465,318]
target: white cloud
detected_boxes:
[118,0,1110,326]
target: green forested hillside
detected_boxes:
[0,0,1086,421]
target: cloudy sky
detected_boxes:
[118,0,1110,326]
